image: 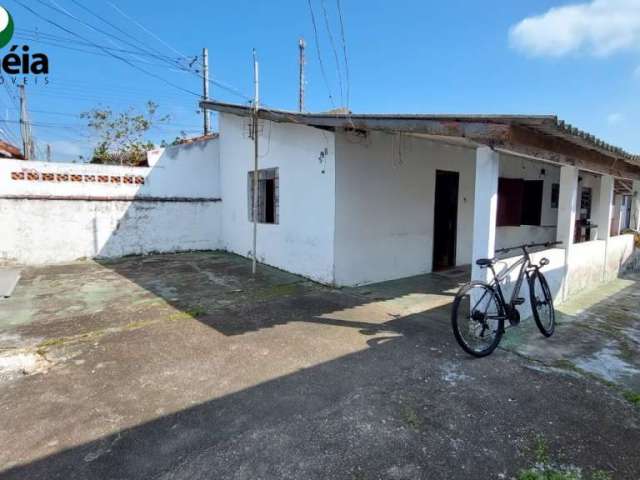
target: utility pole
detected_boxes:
[18,84,32,160]
[202,47,211,135]
[252,49,260,275]
[46,143,51,162]
[298,38,305,112]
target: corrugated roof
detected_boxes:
[200,100,640,168]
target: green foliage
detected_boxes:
[517,435,612,480]
[622,390,640,407]
[81,101,169,166]
[533,435,550,465]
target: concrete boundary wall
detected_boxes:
[605,234,635,281]
[0,138,221,265]
[566,240,606,298]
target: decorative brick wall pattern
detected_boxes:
[10,170,145,185]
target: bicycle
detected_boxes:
[451,241,561,357]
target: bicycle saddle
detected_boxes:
[475,258,495,267]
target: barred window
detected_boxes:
[248,168,279,224]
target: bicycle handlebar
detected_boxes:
[495,241,562,255]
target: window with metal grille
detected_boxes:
[248,168,279,224]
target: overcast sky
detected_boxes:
[4,0,640,161]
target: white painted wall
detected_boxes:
[495,247,566,319]
[218,113,336,284]
[605,234,635,281]
[0,138,221,265]
[496,153,560,250]
[334,131,475,286]
[566,240,606,297]
[0,199,220,264]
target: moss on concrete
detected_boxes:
[622,390,640,407]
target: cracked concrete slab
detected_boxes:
[0,252,639,480]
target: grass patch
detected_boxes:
[168,307,207,321]
[517,469,611,480]
[123,319,158,330]
[185,306,207,318]
[252,282,300,301]
[37,337,67,349]
[518,435,611,480]
[400,404,421,431]
[622,390,640,407]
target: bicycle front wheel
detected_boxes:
[529,270,555,337]
[451,281,504,357]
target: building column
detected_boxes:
[556,166,578,301]
[471,146,499,282]
[612,194,624,236]
[632,180,640,231]
[596,175,614,281]
[595,175,614,240]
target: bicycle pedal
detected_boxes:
[512,297,525,305]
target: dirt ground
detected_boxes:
[0,251,639,480]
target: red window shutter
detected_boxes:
[497,178,524,227]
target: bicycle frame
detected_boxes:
[486,251,534,319]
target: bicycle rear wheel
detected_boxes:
[529,270,555,337]
[451,281,504,357]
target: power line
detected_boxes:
[34,0,193,71]
[67,0,186,65]
[106,1,191,61]
[15,30,186,69]
[307,0,336,109]
[320,0,344,106]
[12,0,202,98]
[16,31,251,102]
[336,0,351,109]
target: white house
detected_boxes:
[2,101,639,306]
[203,101,640,299]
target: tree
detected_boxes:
[81,101,169,166]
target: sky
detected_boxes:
[2,0,640,162]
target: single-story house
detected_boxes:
[200,100,640,300]
[2,101,638,308]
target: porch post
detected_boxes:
[632,180,640,231]
[595,175,614,240]
[597,175,615,281]
[471,146,499,282]
[556,166,578,300]
[612,194,623,236]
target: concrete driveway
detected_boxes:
[0,252,639,479]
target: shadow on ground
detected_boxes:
[0,252,639,479]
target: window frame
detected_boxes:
[248,167,279,225]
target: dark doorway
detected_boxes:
[432,170,459,271]
[264,178,276,224]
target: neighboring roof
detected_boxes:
[0,140,24,160]
[172,133,219,146]
[201,100,640,177]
